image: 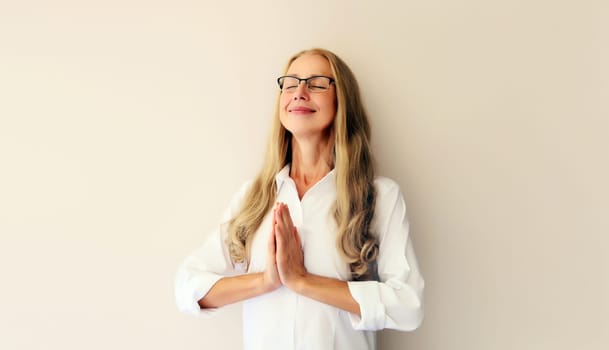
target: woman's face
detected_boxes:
[279,54,337,141]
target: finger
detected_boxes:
[274,222,286,246]
[276,204,288,233]
[272,204,279,226]
[279,204,294,232]
[275,207,290,241]
[274,211,283,234]
[293,226,302,247]
[274,223,287,265]
[281,203,293,226]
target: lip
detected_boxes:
[289,106,316,113]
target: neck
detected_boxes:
[289,135,333,186]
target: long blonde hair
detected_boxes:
[226,48,378,280]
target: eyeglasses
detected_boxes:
[277,75,335,93]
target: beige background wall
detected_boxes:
[1,1,607,349]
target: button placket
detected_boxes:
[284,177,304,248]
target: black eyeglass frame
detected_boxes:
[276,75,336,91]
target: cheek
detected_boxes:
[280,93,291,106]
[278,94,290,114]
[321,97,337,116]
[279,95,291,113]
[279,98,288,114]
[320,91,337,112]
[278,101,290,128]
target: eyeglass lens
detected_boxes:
[280,76,332,92]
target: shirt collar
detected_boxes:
[275,164,292,189]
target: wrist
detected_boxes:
[293,273,310,294]
[257,272,271,294]
[259,272,281,294]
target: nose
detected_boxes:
[292,81,310,100]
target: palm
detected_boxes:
[273,203,306,288]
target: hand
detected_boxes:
[274,203,307,290]
[262,217,282,293]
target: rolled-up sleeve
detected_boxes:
[174,181,251,317]
[347,178,425,331]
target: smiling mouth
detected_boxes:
[289,107,316,113]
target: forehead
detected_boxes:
[286,54,333,77]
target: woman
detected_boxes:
[175,48,424,350]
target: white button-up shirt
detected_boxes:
[175,165,424,350]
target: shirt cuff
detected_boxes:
[175,273,224,318]
[347,281,386,330]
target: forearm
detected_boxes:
[295,273,361,317]
[198,272,268,309]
